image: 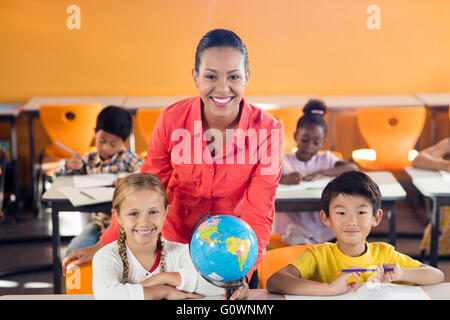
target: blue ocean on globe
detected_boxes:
[189,215,258,283]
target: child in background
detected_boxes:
[267,171,444,296]
[412,137,450,258]
[92,173,229,300]
[57,105,143,255]
[412,137,450,172]
[272,99,357,245]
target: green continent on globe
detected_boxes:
[198,224,219,243]
[225,237,250,272]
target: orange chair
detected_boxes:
[266,107,303,153]
[65,261,93,294]
[267,233,288,249]
[135,108,164,159]
[257,244,316,289]
[35,103,103,212]
[351,106,426,171]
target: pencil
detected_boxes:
[282,160,294,173]
[55,141,77,156]
[340,268,394,273]
[80,190,96,200]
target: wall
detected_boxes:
[0,0,449,187]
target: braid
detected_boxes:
[158,233,165,273]
[118,225,129,283]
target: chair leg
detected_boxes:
[33,151,45,216]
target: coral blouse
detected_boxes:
[100,97,282,278]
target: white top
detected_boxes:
[281,151,339,176]
[92,239,224,300]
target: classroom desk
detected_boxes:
[1,284,449,300]
[275,171,407,247]
[405,167,450,267]
[415,93,450,145]
[42,175,112,294]
[21,96,126,213]
[321,95,424,150]
[122,95,315,111]
[0,105,22,211]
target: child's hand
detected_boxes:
[303,171,323,182]
[140,272,181,288]
[65,152,84,170]
[222,282,249,300]
[375,263,402,283]
[282,172,302,185]
[327,268,361,295]
[163,285,203,300]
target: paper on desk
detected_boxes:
[73,173,130,188]
[56,186,115,207]
[285,282,431,300]
[440,170,450,184]
[278,177,333,190]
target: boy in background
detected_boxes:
[57,105,142,255]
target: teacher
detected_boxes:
[63,29,282,289]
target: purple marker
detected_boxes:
[340,268,394,273]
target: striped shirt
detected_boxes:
[56,147,142,175]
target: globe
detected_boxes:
[189,214,259,286]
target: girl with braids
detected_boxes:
[92,173,224,299]
[272,99,358,246]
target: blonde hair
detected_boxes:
[113,173,168,283]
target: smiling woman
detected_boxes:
[62,29,283,298]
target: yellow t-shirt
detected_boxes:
[291,242,421,284]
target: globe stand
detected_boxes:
[206,278,245,300]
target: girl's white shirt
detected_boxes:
[92,238,224,300]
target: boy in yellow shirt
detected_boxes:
[267,171,444,296]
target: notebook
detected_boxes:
[56,186,115,207]
[72,173,130,189]
[285,282,431,300]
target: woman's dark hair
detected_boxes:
[296,99,328,136]
[321,171,382,217]
[194,29,249,72]
[95,105,132,141]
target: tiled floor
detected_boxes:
[0,198,449,296]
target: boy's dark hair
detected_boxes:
[95,105,132,141]
[296,99,328,136]
[321,171,382,217]
[195,28,249,72]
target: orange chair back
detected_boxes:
[65,262,93,294]
[39,103,103,159]
[356,106,426,170]
[266,107,303,153]
[257,244,316,289]
[136,108,164,143]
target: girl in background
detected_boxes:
[273,99,358,246]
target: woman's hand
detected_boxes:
[222,282,249,300]
[62,241,104,276]
[65,152,84,170]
